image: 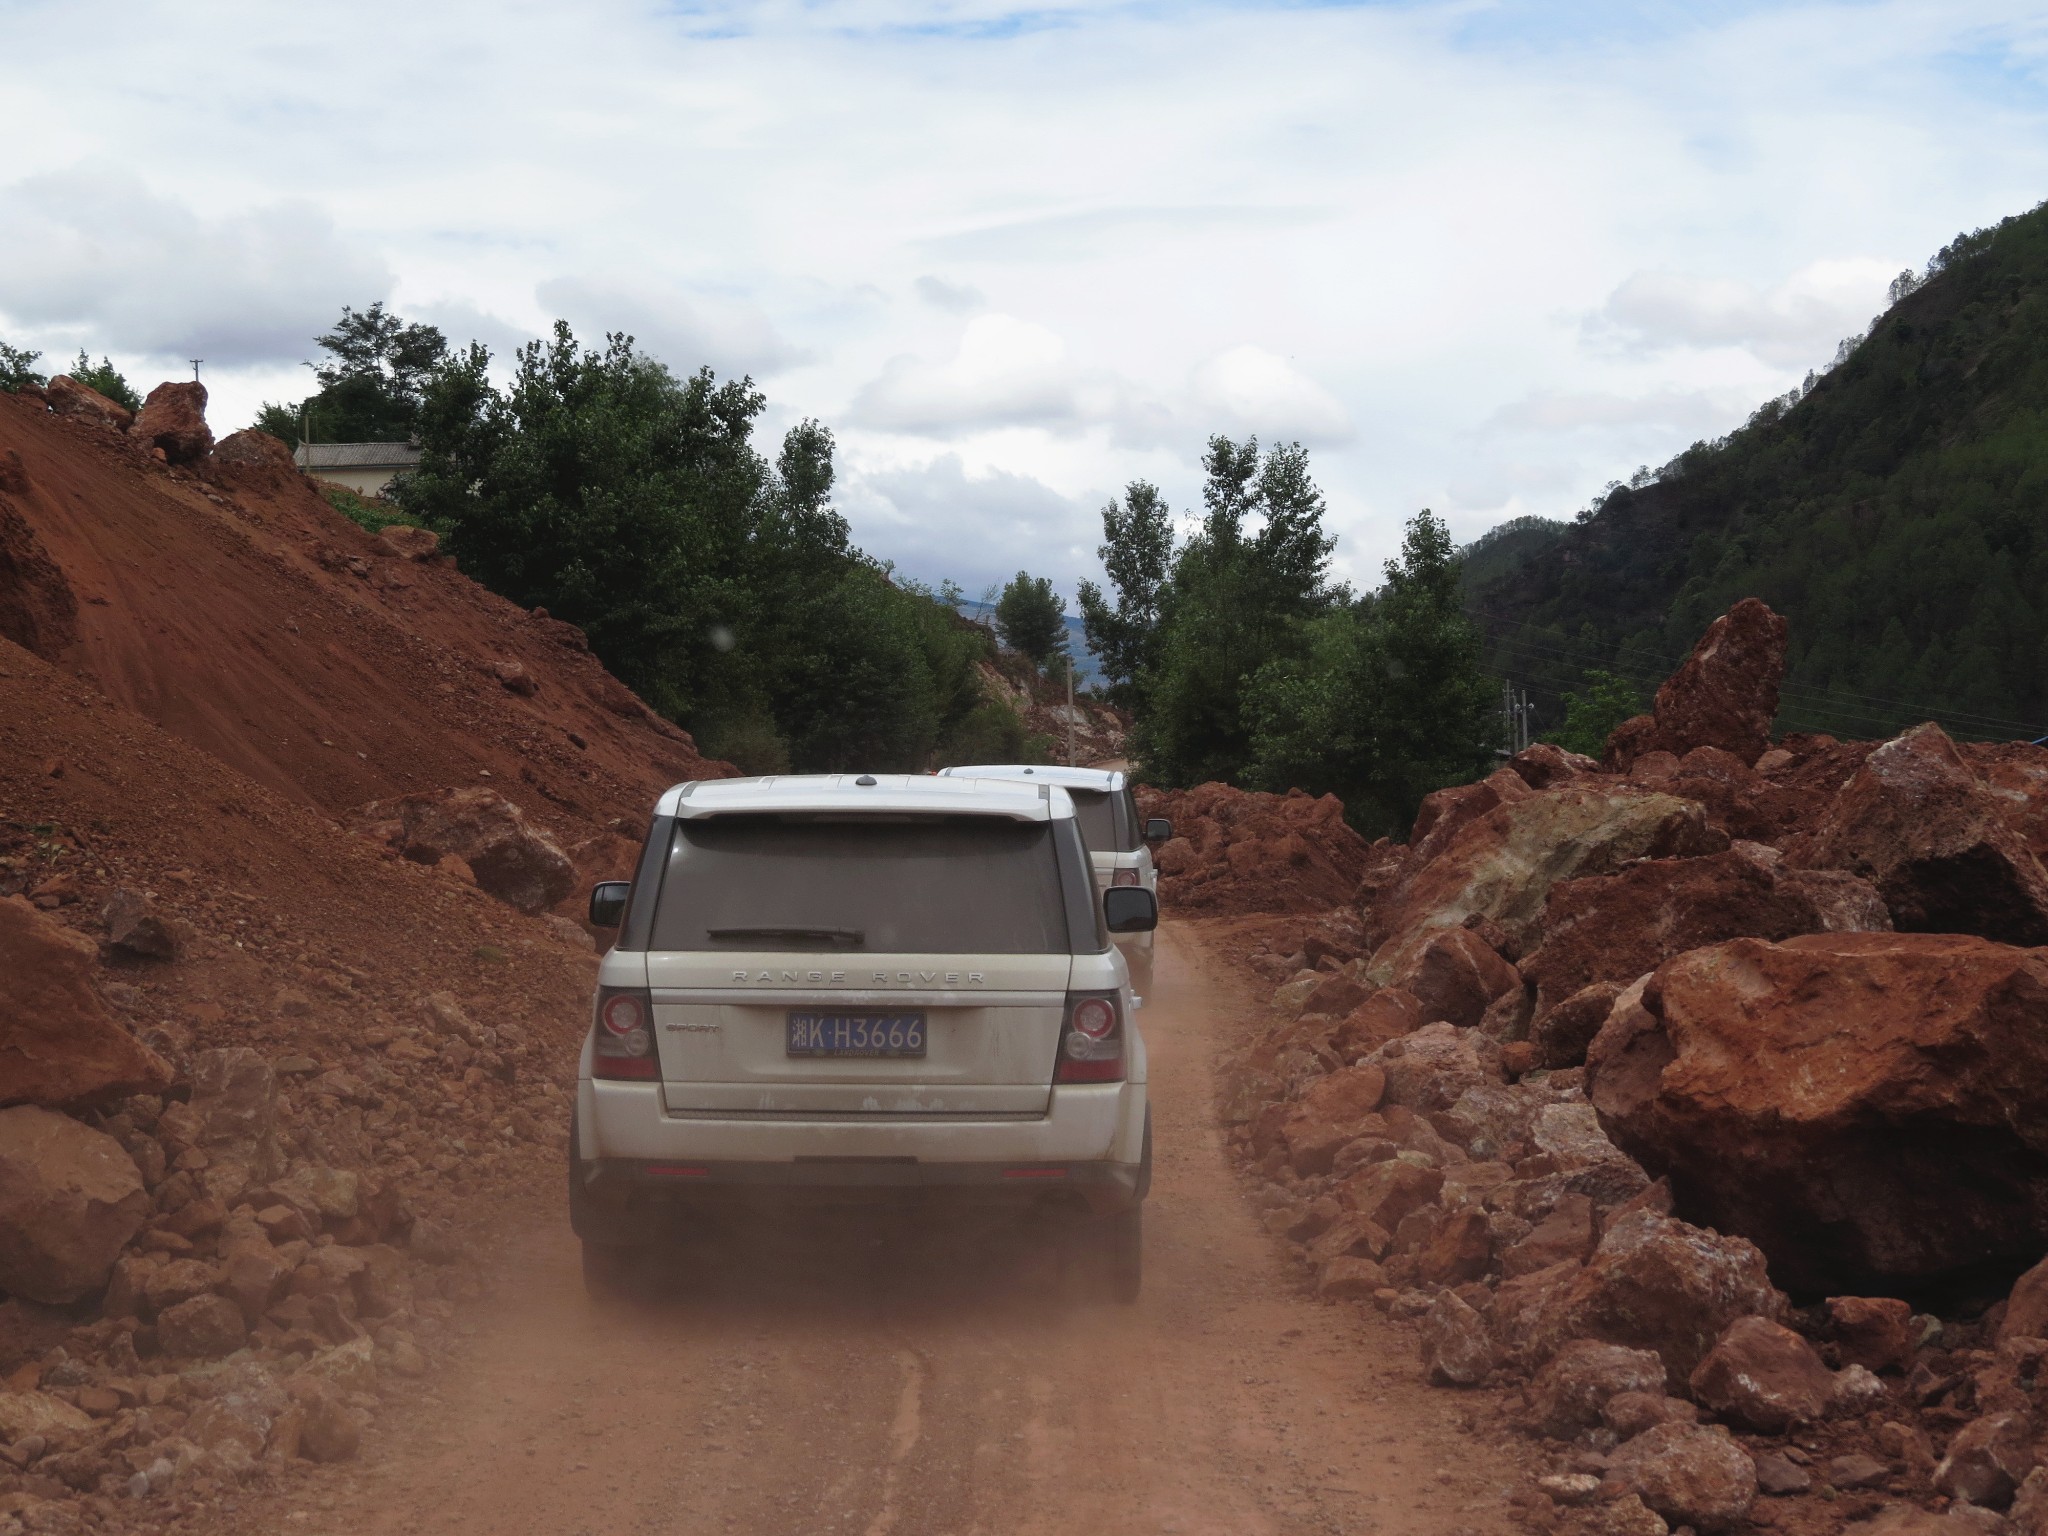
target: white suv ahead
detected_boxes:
[937,766,1169,992]
[572,773,1158,1299]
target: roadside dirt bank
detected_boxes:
[198,921,1534,1536]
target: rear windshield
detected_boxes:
[1068,789,1133,854]
[648,815,1071,955]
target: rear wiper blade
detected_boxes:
[707,926,866,946]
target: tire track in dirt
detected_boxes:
[236,923,1530,1536]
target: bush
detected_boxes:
[0,341,43,393]
[66,352,141,412]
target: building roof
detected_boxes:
[654,774,1071,823]
[293,441,422,471]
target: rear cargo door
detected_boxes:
[647,952,1070,1116]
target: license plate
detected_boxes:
[786,1012,927,1058]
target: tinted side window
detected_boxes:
[649,815,1069,955]
[1068,789,1132,853]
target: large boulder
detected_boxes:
[44,374,134,430]
[1408,768,1532,865]
[1391,925,1521,1029]
[0,1104,150,1303]
[1365,786,1725,984]
[1603,598,1788,771]
[1514,1210,1786,1389]
[346,786,577,914]
[1518,847,1889,1026]
[0,895,174,1109]
[1588,931,2048,1293]
[1791,722,2048,945]
[1687,1316,1836,1432]
[130,380,213,463]
[1964,742,2048,866]
[1604,1421,1758,1532]
[1527,1339,1667,1437]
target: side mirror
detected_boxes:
[1104,885,1158,934]
[588,880,631,929]
[1144,818,1172,844]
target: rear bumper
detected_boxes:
[574,1077,1146,1221]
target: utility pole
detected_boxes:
[189,359,203,382]
[1066,654,1076,766]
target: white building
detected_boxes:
[292,442,422,498]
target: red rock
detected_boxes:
[1588,931,2048,1293]
[1420,1289,1495,1385]
[208,427,294,471]
[0,896,174,1109]
[1791,723,2048,944]
[1332,988,1424,1059]
[375,525,440,560]
[1302,964,1371,1018]
[1366,785,1725,983]
[1688,1316,1835,1432]
[1527,1339,1668,1436]
[1369,1022,1501,1113]
[345,787,576,914]
[1409,768,1532,865]
[101,887,184,959]
[1520,848,1889,1029]
[1604,598,1788,771]
[1337,1159,1444,1233]
[1516,1210,1785,1389]
[1507,742,1601,790]
[1502,1194,1596,1278]
[1415,1205,1492,1285]
[1394,925,1521,1029]
[1604,1421,1758,1532]
[44,374,134,430]
[1317,1255,1387,1299]
[1828,1296,1916,1372]
[0,1105,151,1303]
[1965,742,2048,866]
[1934,1411,2033,1509]
[1137,782,1374,916]
[130,381,213,464]
[0,488,79,660]
[1601,1391,1698,1439]
[1528,982,1624,1072]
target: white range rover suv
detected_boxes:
[572,773,1158,1299]
[936,766,1169,992]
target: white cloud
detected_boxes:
[0,0,2043,583]
[1588,259,1902,368]
[849,314,1089,436]
[842,453,1097,595]
[535,277,808,379]
[1189,345,1353,447]
[0,165,389,367]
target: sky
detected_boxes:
[3,0,2047,604]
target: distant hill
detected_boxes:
[954,599,1106,687]
[1470,200,2048,745]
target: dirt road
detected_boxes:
[281,923,1525,1536]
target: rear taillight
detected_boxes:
[592,986,658,1081]
[1056,990,1125,1084]
[1111,868,1141,887]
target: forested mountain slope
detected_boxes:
[1472,200,2048,743]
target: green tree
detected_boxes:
[1546,670,1644,758]
[66,352,141,411]
[254,301,448,445]
[392,321,1015,774]
[1136,436,1338,786]
[0,341,43,393]
[995,572,1067,669]
[1248,509,1496,837]
[1077,480,1173,705]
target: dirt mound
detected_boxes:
[1209,597,2048,1534]
[0,384,745,1519]
[1137,782,1372,915]
[0,394,727,856]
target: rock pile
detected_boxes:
[1217,598,2048,1532]
[1137,782,1374,914]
